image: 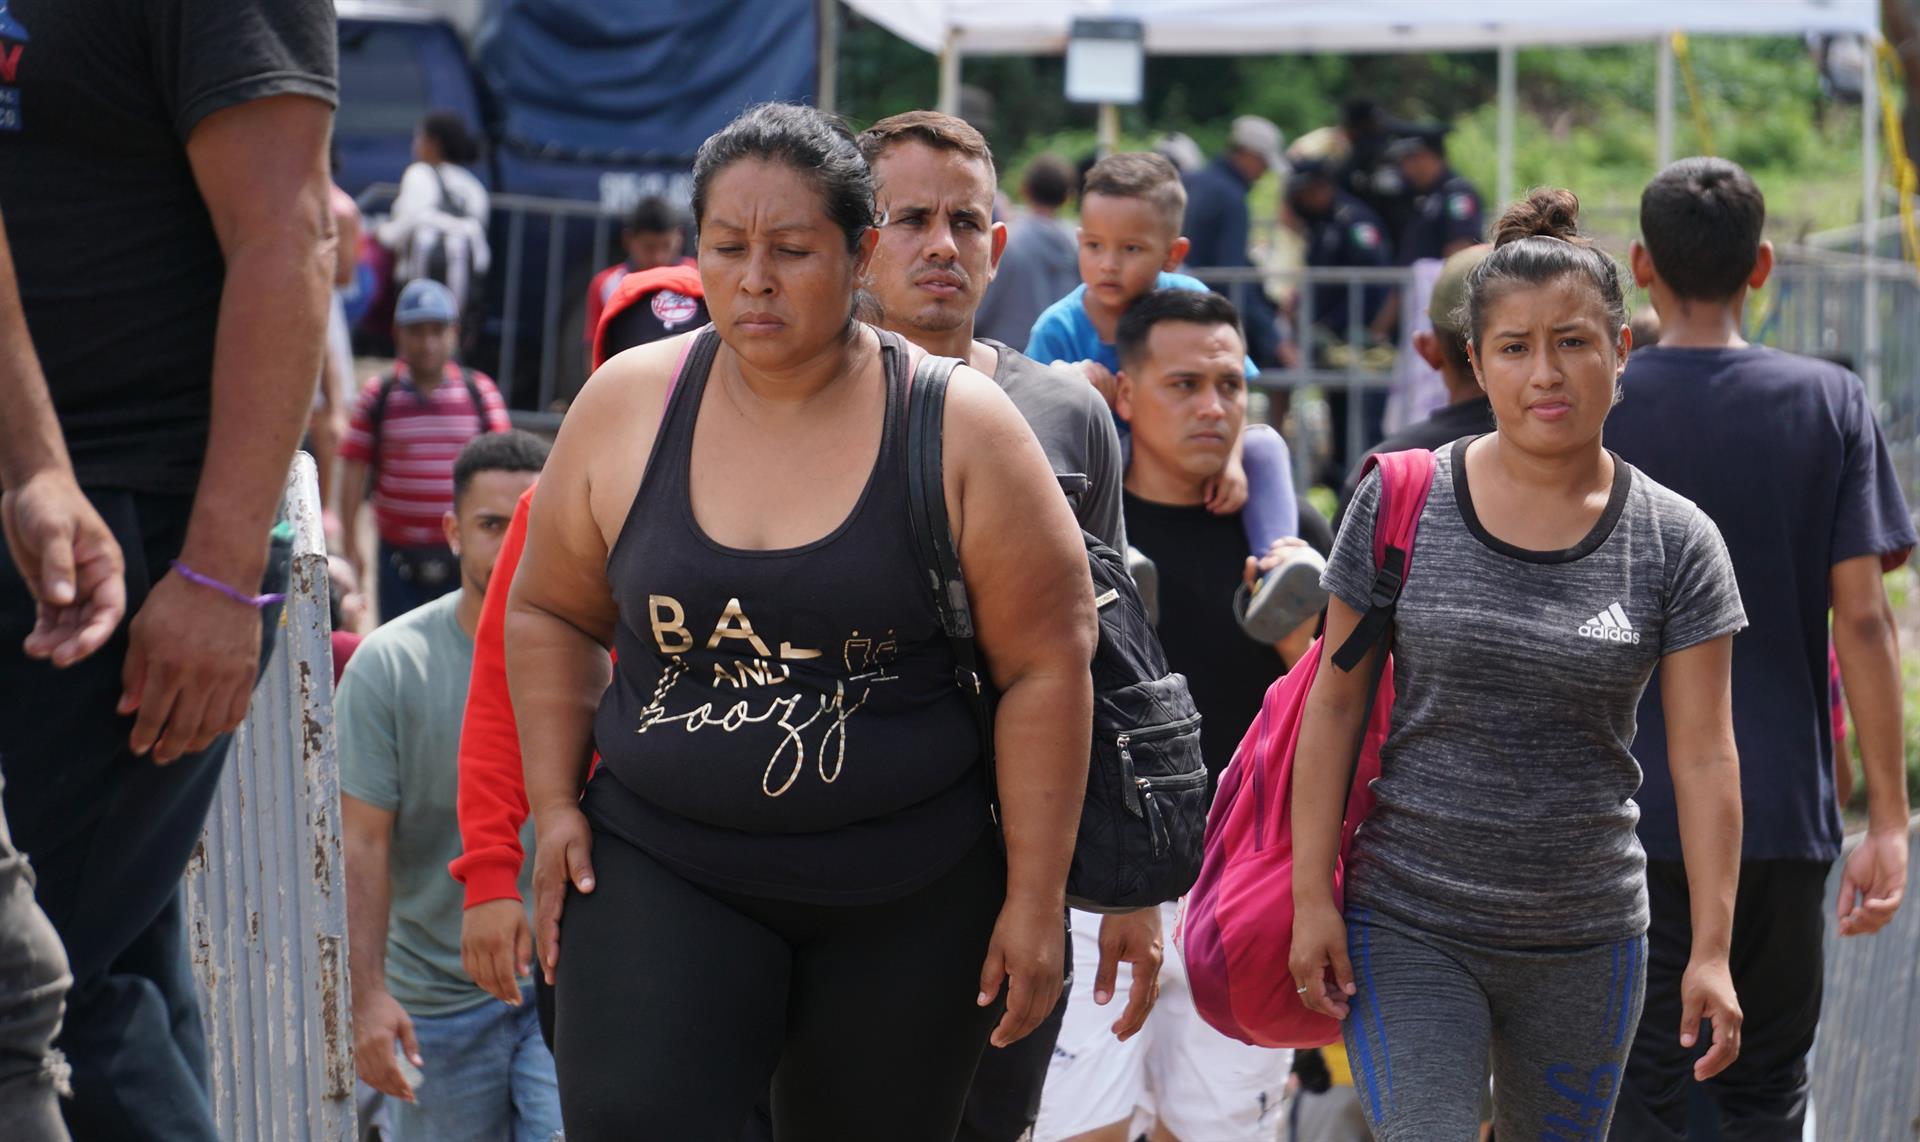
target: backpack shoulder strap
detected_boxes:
[429,163,464,219]
[1329,447,1438,672]
[904,351,1000,825]
[367,370,402,467]
[458,366,490,435]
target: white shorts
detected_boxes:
[1033,904,1293,1142]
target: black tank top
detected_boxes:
[584,326,989,904]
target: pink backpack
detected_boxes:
[1180,448,1436,1049]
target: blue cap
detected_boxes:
[395,279,460,327]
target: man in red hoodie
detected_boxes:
[449,267,705,1029]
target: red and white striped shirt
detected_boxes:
[341,363,511,547]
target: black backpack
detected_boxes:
[904,354,1208,913]
[366,365,490,469]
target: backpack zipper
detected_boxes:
[1137,768,1209,858]
[1116,713,1203,817]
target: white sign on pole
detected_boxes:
[1066,17,1145,105]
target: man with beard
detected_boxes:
[855,110,1157,1142]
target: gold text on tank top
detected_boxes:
[637,594,900,798]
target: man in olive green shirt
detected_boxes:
[338,431,549,1139]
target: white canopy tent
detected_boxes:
[841,0,1879,200]
[838,0,1887,382]
[841,1,1878,55]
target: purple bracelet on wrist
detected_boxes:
[169,560,286,608]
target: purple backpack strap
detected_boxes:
[1330,448,1438,672]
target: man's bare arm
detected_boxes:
[115,94,333,763]
[342,794,422,1100]
[180,93,335,590]
[1831,554,1910,935]
[0,206,126,664]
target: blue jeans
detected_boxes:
[390,988,562,1142]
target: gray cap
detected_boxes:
[1229,115,1287,175]
[395,279,459,326]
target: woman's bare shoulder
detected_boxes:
[941,360,1035,449]
[568,330,702,428]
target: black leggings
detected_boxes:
[554,828,1006,1141]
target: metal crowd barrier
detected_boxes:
[1809,814,1920,1140]
[1754,251,1920,522]
[183,453,356,1142]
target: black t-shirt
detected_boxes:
[0,0,337,491]
[1124,492,1288,788]
[1336,395,1495,524]
[1607,345,1915,862]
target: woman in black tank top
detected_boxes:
[503,103,1098,1140]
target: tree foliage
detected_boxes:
[835,16,1877,233]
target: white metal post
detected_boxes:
[1656,33,1675,169]
[1861,36,1881,404]
[186,454,355,1142]
[1098,103,1120,157]
[1497,42,1517,207]
[938,28,961,116]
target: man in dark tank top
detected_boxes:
[857,110,1155,1142]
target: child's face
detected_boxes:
[1077,192,1188,312]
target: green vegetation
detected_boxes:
[836,22,1874,242]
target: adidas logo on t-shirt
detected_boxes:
[1578,603,1641,644]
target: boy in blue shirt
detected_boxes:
[1028,152,1321,640]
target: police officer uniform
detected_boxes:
[1299,187,1393,337]
[1398,166,1484,265]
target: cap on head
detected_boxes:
[1386,127,1446,161]
[1153,132,1206,173]
[395,279,459,327]
[1229,116,1288,175]
[1428,243,1492,335]
[1286,157,1334,196]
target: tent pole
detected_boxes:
[1656,32,1675,169]
[1862,33,1880,405]
[816,0,839,113]
[938,29,961,116]
[1497,42,1516,207]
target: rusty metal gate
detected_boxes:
[183,454,356,1142]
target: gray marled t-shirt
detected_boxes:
[1324,438,1746,948]
[985,339,1127,552]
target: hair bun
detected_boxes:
[1493,187,1584,247]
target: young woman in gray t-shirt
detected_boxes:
[1287,190,1748,1141]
